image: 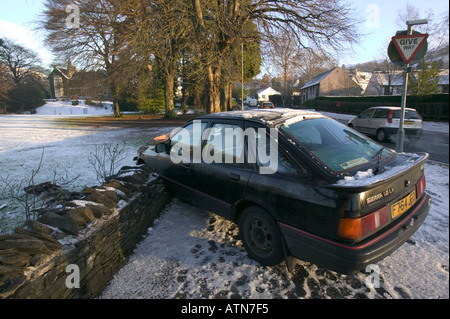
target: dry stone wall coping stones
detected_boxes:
[0,165,170,298]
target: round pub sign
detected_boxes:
[388,30,428,66]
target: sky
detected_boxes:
[0,0,449,71]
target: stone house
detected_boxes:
[48,59,77,99]
[299,67,362,104]
[48,60,110,100]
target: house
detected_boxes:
[257,87,281,102]
[48,59,77,99]
[48,60,110,100]
[345,68,372,94]
[364,69,449,96]
[438,69,449,93]
[364,71,405,96]
[299,67,362,104]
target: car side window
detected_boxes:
[372,109,388,119]
[254,128,299,175]
[359,110,374,119]
[203,122,247,167]
[170,121,206,161]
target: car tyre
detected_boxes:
[239,206,283,266]
[376,129,387,142]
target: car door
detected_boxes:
[192,119,254,219]
[156,120,207,201]
[370,108,389,136]
[353,109,374,134]
[242,125,337,236]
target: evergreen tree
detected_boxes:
[409,61,440,95]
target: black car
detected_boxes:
[135,109,431,274]
[259,101,274,109]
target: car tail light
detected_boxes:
[417,112,423,125]
[416,175,426,199]
[337,206,389,240]
[387,110,393,123]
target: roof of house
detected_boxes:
[300,68,336,89]
[439,69,449,85]
[370,69,449,87]
[257,86,281,95]
[371,71,405,87]
[48,67,70,79]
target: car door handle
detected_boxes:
[229,173,240,181]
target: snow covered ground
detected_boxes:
[35,99,115,116]
[0,101,174,232]
[0,101,448,299]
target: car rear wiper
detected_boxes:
[372,146,386,174]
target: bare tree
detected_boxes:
[191,0,360,113]
[120,0,193,116]
[221,22,262,111]
[0,38,49,113]
[40,0,130,117]
[263,31,297,105]
[0,38,42,86]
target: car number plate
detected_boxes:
[391,190,416,219]
[404,121,414,125]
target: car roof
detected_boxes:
[196,109,326,127]
[368,106,417,111]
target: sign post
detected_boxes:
[388,19,428,152]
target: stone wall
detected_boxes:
[0,166,171,299]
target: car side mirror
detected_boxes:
[155,142,168,153]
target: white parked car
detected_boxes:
[348,106,423,142]
[248,98,258,107]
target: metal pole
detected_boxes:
[241,42,244,111]
[395,24,413,153]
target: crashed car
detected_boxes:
[135,109,431,274]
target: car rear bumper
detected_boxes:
[279,193,431,274]
[386,127,423,137]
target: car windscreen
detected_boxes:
[280,118,393,173]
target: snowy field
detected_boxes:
[0,101,175,232]
[0,100,448,299]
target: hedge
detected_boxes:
[313,94,449,121]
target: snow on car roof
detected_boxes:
[199,108,326,127]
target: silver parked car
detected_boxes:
[348,106,423,142]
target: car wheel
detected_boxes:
[376,129,387,142]
[239,206,283,266]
